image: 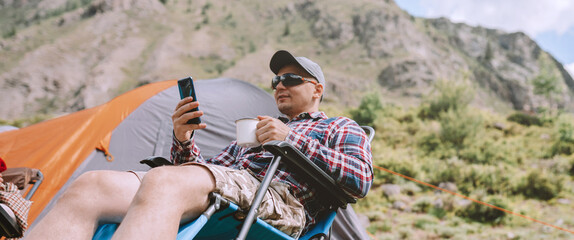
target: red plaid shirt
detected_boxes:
[171,111,373,230]
[0,182,32,238]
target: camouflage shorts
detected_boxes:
[131,163,305,238]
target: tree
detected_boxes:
[350,92,383,127]
[532,53,562,110]
[439,109,482,156]
[418,79,474,120]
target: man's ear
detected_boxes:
[313,84,324,100]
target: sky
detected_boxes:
[394,0,574,78]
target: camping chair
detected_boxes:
[93,126,374,240]
[0,167,44,238]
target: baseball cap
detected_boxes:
[269,50,326,89]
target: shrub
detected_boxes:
[458,165,514,195]
[367,219,392,233]
[438,109,482,155]
[378,157,420,184]
[455,195,508,224]
[429,206,447,219]
[418,133,441,153]
[514,170,564,200]
[427,157,463,184]
[417,79,474,120]
[459,138,512,165]
[412,196,433,213]
[2,27,16,38]
[555,115,574,141]
[550,114,574,156]
[532,53,562,107]
[413,214,439,229]
[507,112,542,126]
[350,92,383,127]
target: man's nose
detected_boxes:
[275,81,287,90]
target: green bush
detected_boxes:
[412,196,433,213]
[413,214,438,229]
[459,138,512,165]
[458,165,514,195]
[429,206,447,219]
[418,133,441,153]
[378,157,420,184]
[418,79,474,120]
[514,170,564,200]
[550,114,574,156]
[2,27,16,38]
[439,109,482,155]
[367,219,392,233]
[507,112,542,126]
[427,157,463,184]
[350,92,383,127]
[555,115,574,142]
[532,53,562,105]
[455,195,508,224]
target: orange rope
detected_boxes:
[366,230,376,239]
[372,164,574,235]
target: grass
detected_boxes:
[350,89,574,239]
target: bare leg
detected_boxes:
[112,165,215,240]
[24,171,140,240]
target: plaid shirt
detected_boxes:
[171,111,373,230]
[0,181,32,239]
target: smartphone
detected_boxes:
[177,77,201,124]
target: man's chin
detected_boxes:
[277,103,292,115]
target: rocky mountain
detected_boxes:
[1,0,573,121]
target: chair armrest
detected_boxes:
[2,168,43,200]
[262,141,356,209]
[2,168,36,190]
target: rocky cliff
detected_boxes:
[1,0,572,120]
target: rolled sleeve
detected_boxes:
[170,134,203,165]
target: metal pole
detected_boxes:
[235,155,282,240]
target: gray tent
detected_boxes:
[30,78,370,239]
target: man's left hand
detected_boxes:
[256,116,290,144]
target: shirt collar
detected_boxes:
[278,111,328,123]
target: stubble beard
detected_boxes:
[277,102,293,116]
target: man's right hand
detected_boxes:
[172,97,207,143]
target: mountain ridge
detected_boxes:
[1,0,573,121]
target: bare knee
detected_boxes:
[135,166,215,206]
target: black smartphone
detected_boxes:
[177,77,201,124]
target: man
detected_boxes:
[25,50,373,239]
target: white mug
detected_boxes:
[235,118,261,148]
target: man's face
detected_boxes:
[274,64,322,118]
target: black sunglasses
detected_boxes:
[271,73,318,89]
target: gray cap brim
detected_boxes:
[269,50,325,89]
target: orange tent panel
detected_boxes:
[0,80,176,223]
